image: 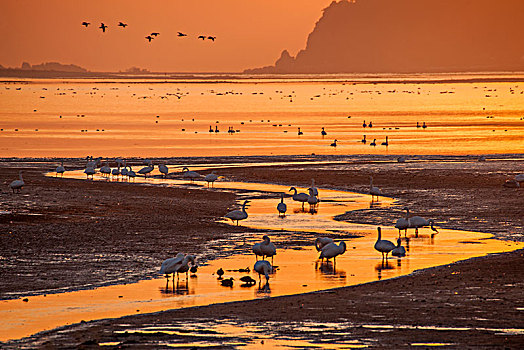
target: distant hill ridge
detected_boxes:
[246,0,524,73]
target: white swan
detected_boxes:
[138,162,154,178]
[127,165,136,181]
[319,241,346,264]
[175,255,196,279]
[111,164,120,179]
[205,171,218,187]
[253,241,264,260]
[307,188,319,210]
[254,260,272,283]
[159,163,169,178]
[100,162,111,177]
[289,187,309,209]
[159,252,185,279]
[225,200,249,225]
[394,207,410,235]
[120,161,128,179]
[10,171,24,193]
[408,216,439,236]
[277,193,287,217]
[310,179,319,197]
[391,238,406,257]
[84,166,95,179]
[374,227,396,260]
[56,162,65,177]
[182,167,201,182]
[369,176,381,201]
[315,237,334,252]
[260,235,277,264]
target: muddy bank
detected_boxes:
[0,163,246,300]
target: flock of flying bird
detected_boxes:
[81,21,216,43]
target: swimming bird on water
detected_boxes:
[289,187,308,209]
[361,135,366,144]
[321,127,327,136]
[362,120,367,128]
[254,260,272,283]
[56,162,65,177]
[370,139,377,146]
[99,23,107,32]
[368,121,373,128]
[10,171,24,193]
[315,237,334,252]
[216,268,224,279]
[182,167,201,182]
[221,277,234,287]
[330,139,338,147]
[298,127,303,135]
[225,200,249,225]
[374,227,396,260]
[240,276,256,285]
[81,22,90,27]
[391,238,406,257]
[369,176,381,201]
[277,193,287,217]
[319,241,346,264]
[381,136,389,146]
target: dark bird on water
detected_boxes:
[207,36,216,41]
[145,35,154,42]
[177,32,187,37]
[239,276,256,285]
[190,265,198,273]
[198,35,206,40]
[221,277,234,287]
[81,22,90,27]
[99,23,107,32]
[118,22,128,28]
[216,268,224,279]
[151,32,160,37]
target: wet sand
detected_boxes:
[1,156,523,348]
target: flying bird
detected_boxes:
[81,22,90,27]
[177,32,187,37]
[207,36,216,41]
[198,35,206,40]
[145,35,154,42]
[151,32,160,36]
[99,23,107,32]
[118,22,128,28]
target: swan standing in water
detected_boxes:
[127,165,136,181]
[100,162,111,178]
[310,179,319,197]
[395,207,410,235]
[307,187,319,210]
[260,235,277,264]
[254,260,272,283]
[289,187,309,210]
[159,253,185,280]
[159,163,169,178]
[205,171,218,187]
[84,166,95,179]
[319,241,346,264]
[138,162,154,178]
[225,200,249,225]
[56,162,65,177]
[10,171,25,193]
[182,167,201,182]
[391,238,406,257]
[111,164,121,180]
[409,216,439,236]
[374,227,396,260]
[175,255,196,279]
[315,237,334,252]
[277,193,287,217]
[369,176,381,201]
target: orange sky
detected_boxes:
[0,0,333,72]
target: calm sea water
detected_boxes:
[1,74,523,157]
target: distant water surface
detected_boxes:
[0,73,523,157]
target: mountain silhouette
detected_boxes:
[246,0,524,73]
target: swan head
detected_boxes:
[339,241,346,253]
[182,167,189,172]
[397,238,402,246]
[377,226,382,238]
[262,235,270,242]
[289,187,296,193]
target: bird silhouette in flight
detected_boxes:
[145,35,154,42]
[207,36,216,41]
[151,32,160,37]
[81,22,90,27]
[177,32,187,37]
[99,23,107,32]
[118,22,128,28]
[198,35,206,40]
